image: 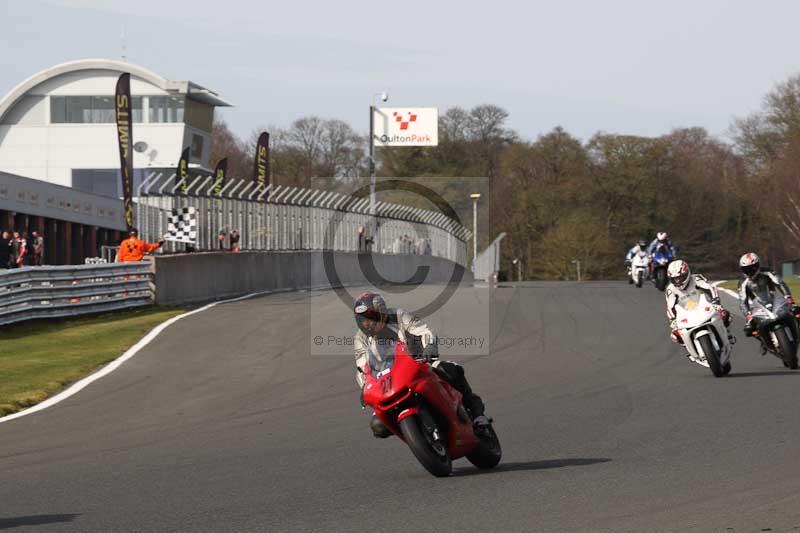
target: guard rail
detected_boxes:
[0,262,154,327]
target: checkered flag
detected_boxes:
[166,206,198,244]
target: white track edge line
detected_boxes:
[0,289,277,425]
[712,280,739,299]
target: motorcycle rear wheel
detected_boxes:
[466,425,502,469]
[774,328,798,369]
[698,335,725,377]
[399,409,452,477]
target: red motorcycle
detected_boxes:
[361,338,501,477]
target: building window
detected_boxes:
[72,169,148,198]
[51,96,143,123]
[191,134,204,159]
[149,95,185,123]
[90,96,115,123]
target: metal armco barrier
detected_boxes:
[0,262,154,327]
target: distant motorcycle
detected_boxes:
[651,244,674,291]
[675,292,733,377]
[748,294,800,369]
[361,338,501,477]
[630,250,651,288]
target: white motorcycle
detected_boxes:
[748,294,800,369]
[675,293,733,377]
[630,251,651,288]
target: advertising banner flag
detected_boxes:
[372,107,438,147]
[114,73,135,231]
[177,146,190,194]
[211,157,227,196]
[253,131,269,200]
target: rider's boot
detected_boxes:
[433,361,491,430]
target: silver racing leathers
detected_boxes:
[354,308,485,436]
[738,271,792,318]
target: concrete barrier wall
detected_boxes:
[153,251,472,306]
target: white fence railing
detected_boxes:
[134,173,470,266]
[0,263,154,327]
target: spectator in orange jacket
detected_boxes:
[116,229,164,262]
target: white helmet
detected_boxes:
[739,252,760,279]
[667,260,691,289]
[657,232,669,243]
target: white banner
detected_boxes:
[372,107,438,147]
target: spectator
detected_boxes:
[0,231,10,268]
[23,231,33,266]
[11,231,25,268]
[116,228,164,262]
[357,224,366,252]
[9,231,18,267]
[229,229,240,252]
[32,231,44,265]
[218,230,227,250]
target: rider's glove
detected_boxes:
[743,314,755,337]
[786,295,795,306]
[422,343,439,363]
[717,307,731,327]
[671,329,684,345]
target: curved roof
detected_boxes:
[0,58,231,122]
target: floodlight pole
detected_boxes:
[369,93,387,252]
[571,259,582,281]
[369,104,376,216]
[470,193,481,271]
[512,258,522,282]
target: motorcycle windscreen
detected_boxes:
[368,338,398,375]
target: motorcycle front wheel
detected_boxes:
[399,408,452,477]
[698,335,725,377]
[636,271,643,288]
[774,327,798,369]
[655,268,667,291]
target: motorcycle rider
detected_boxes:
[353,291,489,438]
[647,231,678,257]
[738,253,799,349]
[665,260,732,346]
[625,239,649,282]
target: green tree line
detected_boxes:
[212,76,800,279]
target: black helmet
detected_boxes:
[354,292,388,336]
[637,239,647,249]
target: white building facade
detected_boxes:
[0,59,231,197]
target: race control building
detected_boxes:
[0,59,232,263]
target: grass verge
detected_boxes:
[0,306,185,416]
[718,277,800,295]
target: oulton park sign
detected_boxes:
[372,107,438,147]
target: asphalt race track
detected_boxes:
[3,282,800,532]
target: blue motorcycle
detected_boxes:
[651,244,674,291]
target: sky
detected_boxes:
[2,0,800,143]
